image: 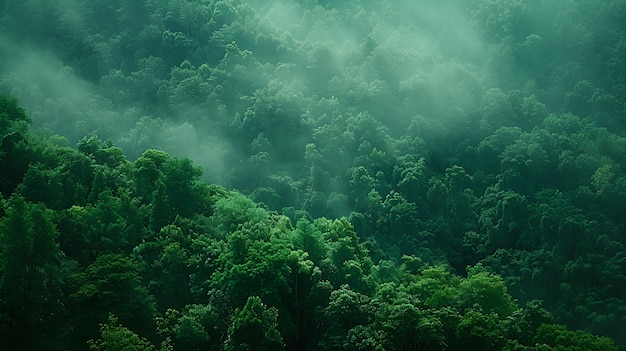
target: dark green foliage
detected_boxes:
[88,314,158,351]
[0,95,32,195]
[0,195,63,349]
[226,296,284,351]
[456,309,507,351]
[507,300,554,346]
[69,254,156,345]
[534,324,618,351]
[156,304,226,351]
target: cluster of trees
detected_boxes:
[2,0,626,348]
[0,94,620,350]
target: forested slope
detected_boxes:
[1,0,626,349]
[0,93,619,351]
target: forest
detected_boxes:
[1,0,626,350]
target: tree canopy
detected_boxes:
[1,0,625,349]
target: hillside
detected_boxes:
[1,0,626,349]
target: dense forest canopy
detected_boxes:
[1,0,626,350]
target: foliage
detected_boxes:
[88,314,158,351]
[1,0,626,349]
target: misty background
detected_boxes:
[1,0,542,182]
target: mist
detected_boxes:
[0,33,236,181]
[0,0,608,198]
[0,0,494,188]
[1,0,621,190]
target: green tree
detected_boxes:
[455,309,507,351]
[479,88,515,135]
[291,218,326,265]
[160,157,202,218]
[477,127,523,174]
[82,191,134,256]
[17,163,64,209]
[380,302,446,351]
[534,324,617,351]
[0,95,32,195]
[379,191,419,244]
[133,149,169,202]
[507,300,553,346]
[226,296,284,351]
[149,179,172,232]
[0,195,62,349]
[477,187,527,250]
[394,157,428,205]
[156,304,226,351]
[400,264,461,310]
[211,230,292,308]
[460,265,517,317]
[443,165,477,238]
[88,314,157,351]
[317,218,373,293]
[320,285,373,349]
[212,192,270,238]
[69,254,156,341]
[0,95,31,146]
[76,136,127,169]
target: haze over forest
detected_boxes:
[1,0,626,350]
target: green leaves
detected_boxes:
[70,254,155,336]
[0,95,33,195]
[460,266,516,317]
[534,324,618,351]
[0,196,61,328]
[0,95,31,140]
[456,309,506,351]
[213,237,292,307]
[381,303,446,351]
[88,315,157,351]
[226,296,284,351]
[212,192,270,238]
[1,1,626,348]
[77,136,128,169]
[156,304,226,351]
[134,149,169,202]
